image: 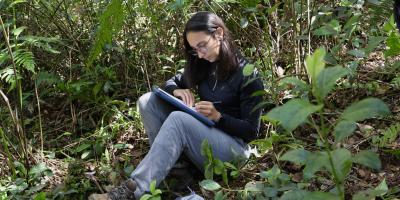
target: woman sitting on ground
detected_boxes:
[91,11,264,200]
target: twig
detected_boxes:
[34,81,44,160]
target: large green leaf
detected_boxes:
[385,32,400,57]
[280,149,311,165]
[243,63,254,76]
[353,150,381,170]
[280,190,309,200]
[244,181,264,192]
[303,152,329,180]
[306,48,326,83]
[340,98,390,122]
[266,99,323,132]
[305,192,340,200]
[260,164,281,180]
[315,66,348,100]
[334,120,357,142]
[325,149,352,182]
[279,77,310,93]
[200,179,221,191]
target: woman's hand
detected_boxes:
[173,89,195,107]
[195,101,221,121]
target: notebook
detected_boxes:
[152,86,215,126]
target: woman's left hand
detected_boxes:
[195,101,221,121]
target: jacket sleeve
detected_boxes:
[163,73,187,95]
[215,70,264,142]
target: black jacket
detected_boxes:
[163,57,264,142]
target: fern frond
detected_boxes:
[373,122,400,148]
[87,0,125,66]
[0,67,22,91]
[20,35,61,54]
[13,49,36,73]
[368,0,393,25]
[391,76,400,88]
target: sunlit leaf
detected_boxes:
[266,99,322,132]
[340,98,390,122]
[200,179,221,191]
[306,47,326,83]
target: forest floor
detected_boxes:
[0,52,399,200]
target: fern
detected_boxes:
[87,0,125,66]
[372,123,400,148]
[368,0,393,25]
[13,49,36,73]
[0,49,35,90]
[391,76,400,89]
[20,35,61,54]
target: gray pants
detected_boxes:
[130,92,250,199]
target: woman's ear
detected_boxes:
[215,27,224,40]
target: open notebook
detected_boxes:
[152,86,215,126]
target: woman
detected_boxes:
[91,11,264,200]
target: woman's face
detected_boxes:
[186,30,221,62]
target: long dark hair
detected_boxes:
[182,11,239,88]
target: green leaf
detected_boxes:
[140,194,152,200]
[340,98,390,122]
[315,66,348,99]
[280,190,309,200]
[29,163,52,179]
[214,190,226,200]
[266,99,323,132]
[365,36,385,54]
[280,149,311,165]
[74,143,91,153]
[279,77,310,93]
[306,47,326,83]
[87,0,125,66]
[334,120,357,142]
[348,49,365,58]
[303,152,329,180]
[214,159,224,175]
[200,179,221,191]
[33,192,46,200]
[263,187,278,197]
[243,64,255,76]
[244,181,264,192]
[305,192,340,200]
[12,26,27,38]
[326,149,352,182]
[367,0,381,5]
[240,18,249,28]
[313,20,341,36]
[201,139,212,161]
[385,32,400,57]
[81,150,91,159]
[204,163,213,180]
[374,178,388,196]
[150,180,156,194]
[260,164,281,180]
[353,150,381,170]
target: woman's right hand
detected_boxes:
[173,89,195,107]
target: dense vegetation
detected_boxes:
[0,0,399,199]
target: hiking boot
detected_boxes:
[88,178,137,200]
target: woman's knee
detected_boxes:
[167,111,192,124]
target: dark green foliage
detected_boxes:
[87,0,125,66]
[0,0,399,199]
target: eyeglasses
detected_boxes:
[188,36,213,56]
